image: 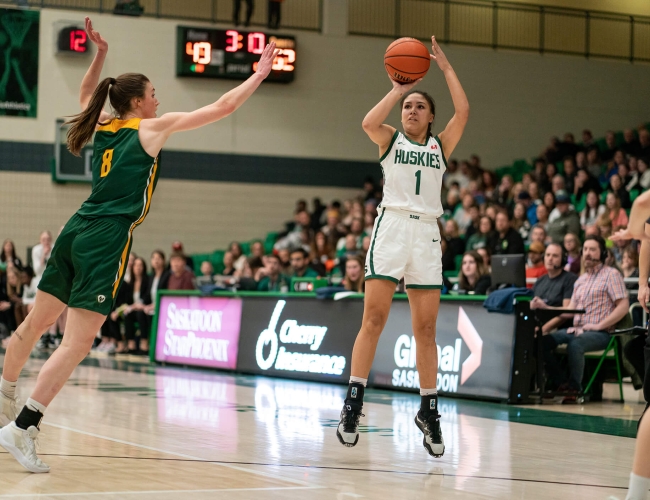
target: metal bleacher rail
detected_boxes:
[10,0,322,31]
[349,0,650,63]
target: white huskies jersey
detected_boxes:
[379,131,447,217]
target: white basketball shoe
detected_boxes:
[0,422,50,473]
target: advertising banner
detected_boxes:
[0,8,39,118]
[370,301,516,400]
[237,297,362,383]
[155,295,242,370]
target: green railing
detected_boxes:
[5,0,322,31]
[349,0,650,62]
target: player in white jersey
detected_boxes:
[336,36,469,457]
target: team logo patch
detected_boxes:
[97,295,106,304]
[430,398,437,410]
[351,387,358,398]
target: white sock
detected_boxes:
[0,377,17,399]
[626,472,650,500]
[25,398,47,415]
[420,388,438,396]
[349,376,367,387]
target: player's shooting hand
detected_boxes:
[255,42,279,78]
[430,36,451,71]
[390,77,422,95]
[85,17,108,52]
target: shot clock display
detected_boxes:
[57,26,89,54]
[176,26,295,83]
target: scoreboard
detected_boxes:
[176,26,296,83]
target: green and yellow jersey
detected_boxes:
[77,118,160,225]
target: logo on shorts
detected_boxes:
[410,214,420,220]
[351,387,358,398]
[97,295,106,304]
[432,238,439,243]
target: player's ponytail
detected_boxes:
[66,77,113,157]
[400,90,436,139]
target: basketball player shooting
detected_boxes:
[336,36,469,458]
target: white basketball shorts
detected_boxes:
[365,207,443,289]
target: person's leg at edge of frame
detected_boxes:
[0,306,106,473]
[337,279,395,447]
[1,290,66,426]
[625,412,650,500]
[408,288,445,458]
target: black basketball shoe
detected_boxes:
[414,410,445,457]
[336,402,364,447]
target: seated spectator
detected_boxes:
[605,248,622,273]
[604,192,629,229]
[560,132,580,158]
[617,163,633,190]
[543,191,556,217]
[582,128,595,149]
[278,248,292,275]
[629,157,650,191]
[575,150,587,169]
[32,230,52,278]
[466,215,494,251]
[532,242,578,333]
[463,205,481,241]
[229,242,247,275]
[574,168,602,202]
[484,204,497,222]
[444,219,465,257]
[289,248,319,278]
[580,190,605,229]
[343,255,365,293]
[197,261,215,286]
[562,157,576,194]
[481,171,497,200]
[563,233,582,275]
[601,160,619,185]
[310,231,334,276]
[251,241,265,259]
[488,210,525,255]
[321,210,346,250]
[477,247,491,272]
[600,130,617,163]
[518,191,539,225]
[453,194,475,235]
[513,202,531,242]
[453,251,491,295]
[529,181,541,204]
[611,230,632,264]
[275,210,312,252]
[166,252,196,290]
[5,266,24,330]
[547,190,580,244]
[492,174,514,209]
[443,189,461,217]
[525,242,548,287]
[124,257,152,354]
[535,204,550,231]
[171,241,194,271]
[535,236,629,396]
[528,224,547,246]
[608,174,631,209]
[596,214,613,241]
[257,254,288,292]
[19,266,37,318]
[621,246,639,290]
[551,174,566,197]
[1,239,22,270]
[622,128,641,157]
[221,251,236,277]
[145,250,168,315]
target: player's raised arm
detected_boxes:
[144,42,279,142]
[432,36,469,158]
[361,78,420,154]
[79,17,110,123]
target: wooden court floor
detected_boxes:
[0,353,642,499]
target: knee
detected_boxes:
[567,341,585,358]
[362,311,388,338]
[24,311,55,334]
[413,321,437,345]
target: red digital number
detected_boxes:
[69,29,87,53]
[247,32,265,54]
[226,30,244,52]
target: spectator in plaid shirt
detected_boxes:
[532,235,629,394]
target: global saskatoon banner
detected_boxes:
[155,296,242,369]
[0,8,39,118]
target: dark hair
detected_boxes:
[170,251,186,261]
[0,239,15,263]
[151,249,166,261]
[66,73,150,156]
[546,242,568,267]
[400,90,436,139]
[133,257,148,278]
[290,248,309,258]
[584,235,607,263]
[458,251,489,292]
[266,253,281,263]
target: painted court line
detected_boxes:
[45,423,314,488]
[0,486,325,498]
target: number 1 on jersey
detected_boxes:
[101,149,114,178]
[415,170,421,195]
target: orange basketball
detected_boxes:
[384,37,431,84]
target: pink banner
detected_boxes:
[155,296,242,370]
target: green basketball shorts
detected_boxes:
[38,213,134,315]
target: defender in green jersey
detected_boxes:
[0,16,280,473]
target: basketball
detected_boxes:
[384,37,431,84]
